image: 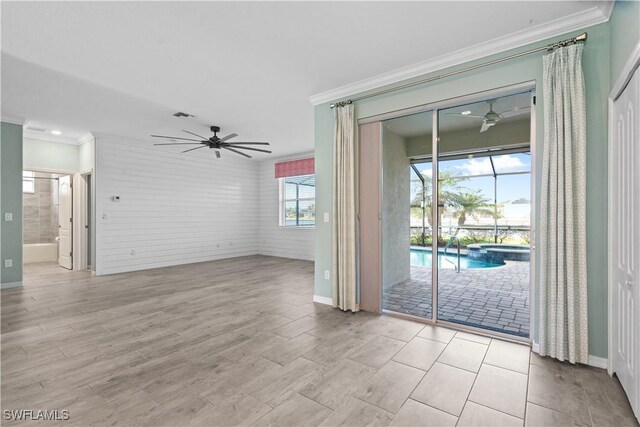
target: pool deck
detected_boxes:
[383,261,530,337]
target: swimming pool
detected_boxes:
[410,249,503,269]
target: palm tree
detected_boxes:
[446,189,494,236]
[410,170,460,227]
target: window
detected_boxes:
[280,174,315,227]
[23,171,35,193]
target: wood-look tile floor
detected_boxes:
[1,256,637,426]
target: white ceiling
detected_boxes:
[1,1,609,158]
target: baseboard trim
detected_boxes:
[532,342,608,369]
[1,281,23,290]
[587,355,609,369]
[313,295,333,305]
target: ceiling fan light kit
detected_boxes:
[151,126,271,159]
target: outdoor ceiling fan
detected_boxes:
[151,126,271,159]
[448,100,530,133]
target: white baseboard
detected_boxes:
[313,295,333,305]
[588,355,609,369]
[532,342,608,369]
[1,281,23,290]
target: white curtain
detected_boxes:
[539,43,588,364]
[332,103,359,312]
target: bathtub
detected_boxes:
[23,242,58,264]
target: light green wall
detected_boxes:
[1,122,24,285]
[79,139,95,172]
[610,0,640,85]
[314,23,611,358]
[24,137,79,172]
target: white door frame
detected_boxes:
[22,167,91,272]
[72,170,93,270]
[362,81,537,342]
[608,41,640,376]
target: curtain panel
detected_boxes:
[539,43,589,364]
[332,104,359,312]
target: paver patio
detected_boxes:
[383,261,530,337]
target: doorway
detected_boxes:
[22,170,72,269]
[379,88,534,339]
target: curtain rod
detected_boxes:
[330,32,587,109]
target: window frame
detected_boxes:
[23,171,35,194]
[279,174,315,228]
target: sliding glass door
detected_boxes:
[381,89,533,339]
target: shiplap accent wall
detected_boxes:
[95,134,259,275]
[257,154,315,261]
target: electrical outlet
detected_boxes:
[4,259,13,268]
[323,212,329,223]
[324,270,330,280]
[4,213,12,221]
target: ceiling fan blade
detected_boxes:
[445,113,484,118]
[223,145,272,154]
[225,142,270,145]
[181,145,206,153]
[223,146,251,158]
[182,130,209,140]
[153,142,203,146]
[215,150,221,158]
[151,135,202,142]
[480,122,491,133]
[500,106,532,118]
[218,133,238,142]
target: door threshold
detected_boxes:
[382,309,531,346]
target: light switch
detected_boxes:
[323,212,329,223]
[4,213,12,221]
[4,259,12,268]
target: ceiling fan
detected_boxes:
[151,126,271,159]
[448,100,530,133]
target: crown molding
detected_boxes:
[309,5,611,105]
[1,116,26,125]
[596,0,615,21]
[78,133,95,145]
[23,129,88,146]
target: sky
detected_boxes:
[413,153,531,225]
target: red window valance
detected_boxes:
[274,158,314,178]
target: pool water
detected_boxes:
[410,249,502,269]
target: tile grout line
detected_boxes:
[454,336,491,426]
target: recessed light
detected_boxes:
[461,111,472,115]
[50,130,62,135]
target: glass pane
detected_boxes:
[298,183,315,199]
[381,110,434,320]
[283,201,298,226]
[284,181,297,200]
[298,200,315,226]
[437,91,531,338]
[496,173,531,245]
[491,152,531,174]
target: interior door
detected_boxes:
[58,175,73,270]
[612,68,639,418]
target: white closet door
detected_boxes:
[612,67,640,419]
